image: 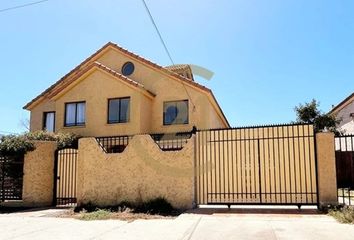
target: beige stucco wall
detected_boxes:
[316,132,338,206]
[77,135,194,209]
[29,99,55,132]
[12,141,56,207]
[29,47,227,136]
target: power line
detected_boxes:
[141,0,174,65]
[0,0,50,13]
[140,0,196,110]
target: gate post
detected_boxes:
[316,132,338,207]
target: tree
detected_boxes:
[294,99,341,133]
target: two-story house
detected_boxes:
[24,42,229,136]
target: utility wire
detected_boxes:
[0,0,50,13]
[141,0,175,65]
[140,0,196,110]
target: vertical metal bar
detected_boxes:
[307,125,314,203]
[292,125,297,203]
[302,125,308,204]
[257,135,262,203]
[253,129,257,200]
[211,130,215,203]
[271,126,277,203]
[287,126,292,203]
[235,129,239,201]
[244,128,248,202]
[222,129,226,201]
[247,128,251,201]
[193,132,198,207]
[267,127,272,203]
[231,129,235,202]
[226,129,230,202]
[297,125,302,204]
[277,126,282,203]
[313,127,320,208]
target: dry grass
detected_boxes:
[63,208,175,221]
[328,206,354,224]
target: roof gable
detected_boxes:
[329,92,354,115]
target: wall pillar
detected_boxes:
[21,141,57,207]
[316,132,338,206]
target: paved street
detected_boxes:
[1,208,354,240]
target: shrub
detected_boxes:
[0,131,80,156]
[75,198,180,217]
[329,206,354,224]
[0,135,35,155]
[134,197,176,216]
[25,131,80,149]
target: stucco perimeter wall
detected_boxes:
[316,132,338,206]
[22,141,57,207]
[77,135,194,209]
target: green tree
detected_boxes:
[294,99,341,133]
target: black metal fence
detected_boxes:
[0,154,24,201]
[335,134,354,205]
[96,132,193,153]
[150,132,192,151]
[196,124,318,207]
[96,135,133,153]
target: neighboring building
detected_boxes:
[330,92,354,135]
[24,42,229,137]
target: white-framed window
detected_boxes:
[64,101,86,127]
[43,111,55,132]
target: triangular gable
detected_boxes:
[48,62,155,101]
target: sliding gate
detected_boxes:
[196,124,318,206]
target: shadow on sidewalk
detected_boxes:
[186,206,321,215]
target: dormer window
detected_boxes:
[122,62,135,76]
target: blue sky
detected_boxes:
[0,0,353,134]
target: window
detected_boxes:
[64,102,86,127]
[163,100,189,125]
[108,97,130,123]
[43,112,55,132]
[121,62,135,76]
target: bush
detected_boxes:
[0,135,35,155]
[0,131,80,156]
[329,206,354,224]
[134,197,176,216]
[25,131,80,149]
[75,198,180,216]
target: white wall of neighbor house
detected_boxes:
[336,100,354,134]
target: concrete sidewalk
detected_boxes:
[1,208,353,240]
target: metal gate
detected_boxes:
[0,154,24,201]
[54,148,78,206]
[196,124,318,206]
[335,134,354,205]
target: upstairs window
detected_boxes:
[163,100,189,125]
[43,112,55,132]
[65,102,86,127]
[108,97,130,124]
[121,62,135,76]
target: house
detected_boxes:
[329,92,354,135]
[24,42,229,137]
